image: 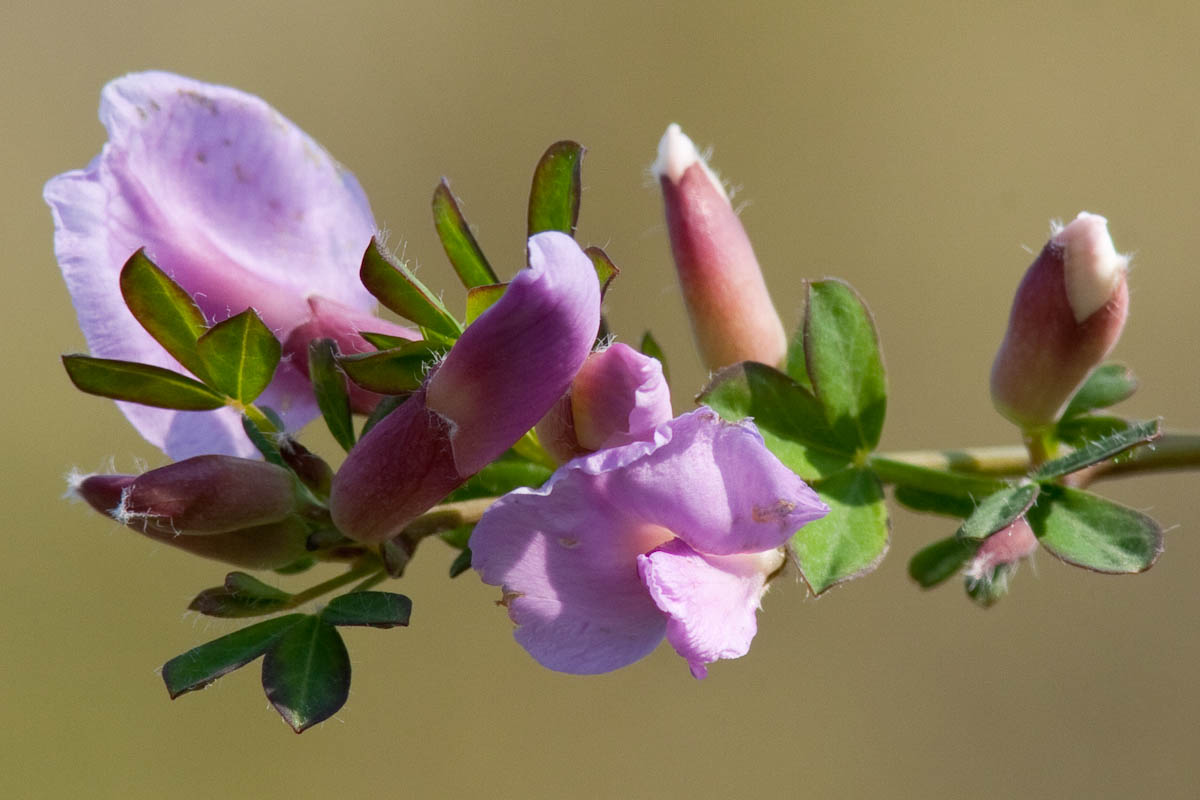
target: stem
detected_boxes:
[287,558,381,608]
[875,432,1200,483]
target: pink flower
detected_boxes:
[330,231,601,543]
[535,342,674,463]
[654,124,788,371]
[45,71,413,459]
[990,212,1130,428]
[470,408,829,678]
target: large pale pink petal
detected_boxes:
[570,409,828,556]
[45,71,385,458]
[638,538,783,679]
[426,231,600,476]
[469,474,670,674]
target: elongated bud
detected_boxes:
[536,343,674,462]
[965,517,1039,607]
[74,455,302,535]
[330,231,601,543]
[990,212,1130,428]
[654,124,787,371]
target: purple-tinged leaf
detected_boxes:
[308,339,354,452]
[433,179,498,288]
[360,238,461,339]
[527,140,584,237]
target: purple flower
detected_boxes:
[45,71,413,459]
[470,408,829,678]
[330,231,601,543]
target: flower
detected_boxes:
[470,408,829,678]
[535,342,674,463]
[70,455,310,569]
[45,71,413,460]
[990,212,1130,429]
[330,231,601,543]
[654,124,788,371]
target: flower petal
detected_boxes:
[45,71,383,457]
[638,538,783,679]
[470,474,670,675]
[328,389,462,543]
[569,408,828,556]
[570,343,673,451]
[426,231,600,476]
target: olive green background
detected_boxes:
[3,1,1199,797]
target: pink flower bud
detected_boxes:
[535,343,674,463]
[990,212,1130,428]
[964,517,1040,606]
[74,455,302,535]
[654,124,787,371]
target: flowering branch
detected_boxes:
[46,72,1198,732]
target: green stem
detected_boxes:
[874,432,1200,483]
[287,558,381,608]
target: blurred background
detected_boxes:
[3,1,1199,797]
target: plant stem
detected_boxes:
[875,432,1200,482]
[288,558,381,608]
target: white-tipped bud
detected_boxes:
[1055,212,1130,322]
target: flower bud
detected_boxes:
[964,517,1040,607]
[535,343,673,463]
[654,124,787,371]
[74,455,302,535]
[990,212,1130,428]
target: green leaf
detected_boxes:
[528,140,584,237]
[440,523,474,550]
[360,238,462,339]
[802,279,888,451]
[432,178,498,288]
[909,536,979,588]
[261,615,351,733]
[784,320,814,394]
[241,413,286,466]
[308,339,355,452]
[449,547,472,578]
[62,354,226,410]
[893,487,978,518]
[699,362,854,480]
[188,572,294,618]
[791,468,889,594]
[1034,419,1161,480]
[584,246,620,296]
[359,331,411,350]
[161,614,305,699]
[639,330,670,385]
[955,483,1039,541]
[1062,363,1138,419]
[361,394,407,439]
[195,309,281,403]
[338,340,441,395]
[1029,485,1163,573]
[322,591,412,628]
[447,452,553,501]
[1054,415,1131,449]
[119,249,211,381]
[465,283,508,325]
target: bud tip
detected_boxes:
[1052,211,1129,322]
[654,124,723,194]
